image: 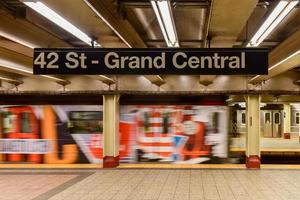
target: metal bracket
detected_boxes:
[207,35,212,48]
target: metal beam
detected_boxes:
[0,76,23,86]
[0,37,32,57]
[250,28,300,83]
[0,47,70,85]
[119,0,209,8]
[146,39,203,46]
[145,39,279,47]
[1,90,300,96]
[84,0,147,48]
[0,9,70,48]
[202,0,213,48]
[0,58,70,85]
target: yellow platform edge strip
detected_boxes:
[118,164,247,169]
[1,164,300,169]
[118,164,300,169]
[0,164,102,168]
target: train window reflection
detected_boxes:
[212,112,219,132]
[21,112,31,133]
[265,113,270,123]
[296,112,299,124]
[163,112,169,134]
[274,113,280,124]
[241,113,246,124]
[69,111,102,134]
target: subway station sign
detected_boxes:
[33,48,268,75]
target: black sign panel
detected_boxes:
[33,48,268,75]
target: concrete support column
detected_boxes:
[283,103,291,134]
[245,95,261,169]
[103,95,120,168]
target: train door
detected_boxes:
[263,111,272,137]
[273,111,281,137]
[262,110,282,138]
[236,110,246,135]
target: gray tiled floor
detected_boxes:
[0,173,77,200]
[2,169,300,200]
[48,169,300,200]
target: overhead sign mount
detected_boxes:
[33,48,268,75]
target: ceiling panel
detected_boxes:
[125,2,207,47]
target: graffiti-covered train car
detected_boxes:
[0,104,229,164]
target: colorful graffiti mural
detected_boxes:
[120,105,228,164]
[0,105,102,164]
[0,105,228,164]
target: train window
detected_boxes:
[21,112,31,133]
[69,111,102,134]
[296,112,300,124]
[274,113,280,124]
[241,113,246,124]
[144,112,150,131]
[162,112,169,134]
[265,113,271,123]
[3,112,14,133]
[212,112,219,131]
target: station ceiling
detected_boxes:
[0,0,300,92]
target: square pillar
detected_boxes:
[103,95,120,168]
[245,95,261,169]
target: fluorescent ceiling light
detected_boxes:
[151,0,179,47]
[247,0,298,47]
[22,1,101,47]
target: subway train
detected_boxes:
[234,104,284,138]
[230,103,300,164]
[0,104,228,164]
[233,103,300,139]
[0,103,299,165]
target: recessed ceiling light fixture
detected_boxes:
[247,0,298,47]
[150,0,179,47]
[21,1,101,47]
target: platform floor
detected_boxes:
[2,169,300,200]
[231,137,300,149]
